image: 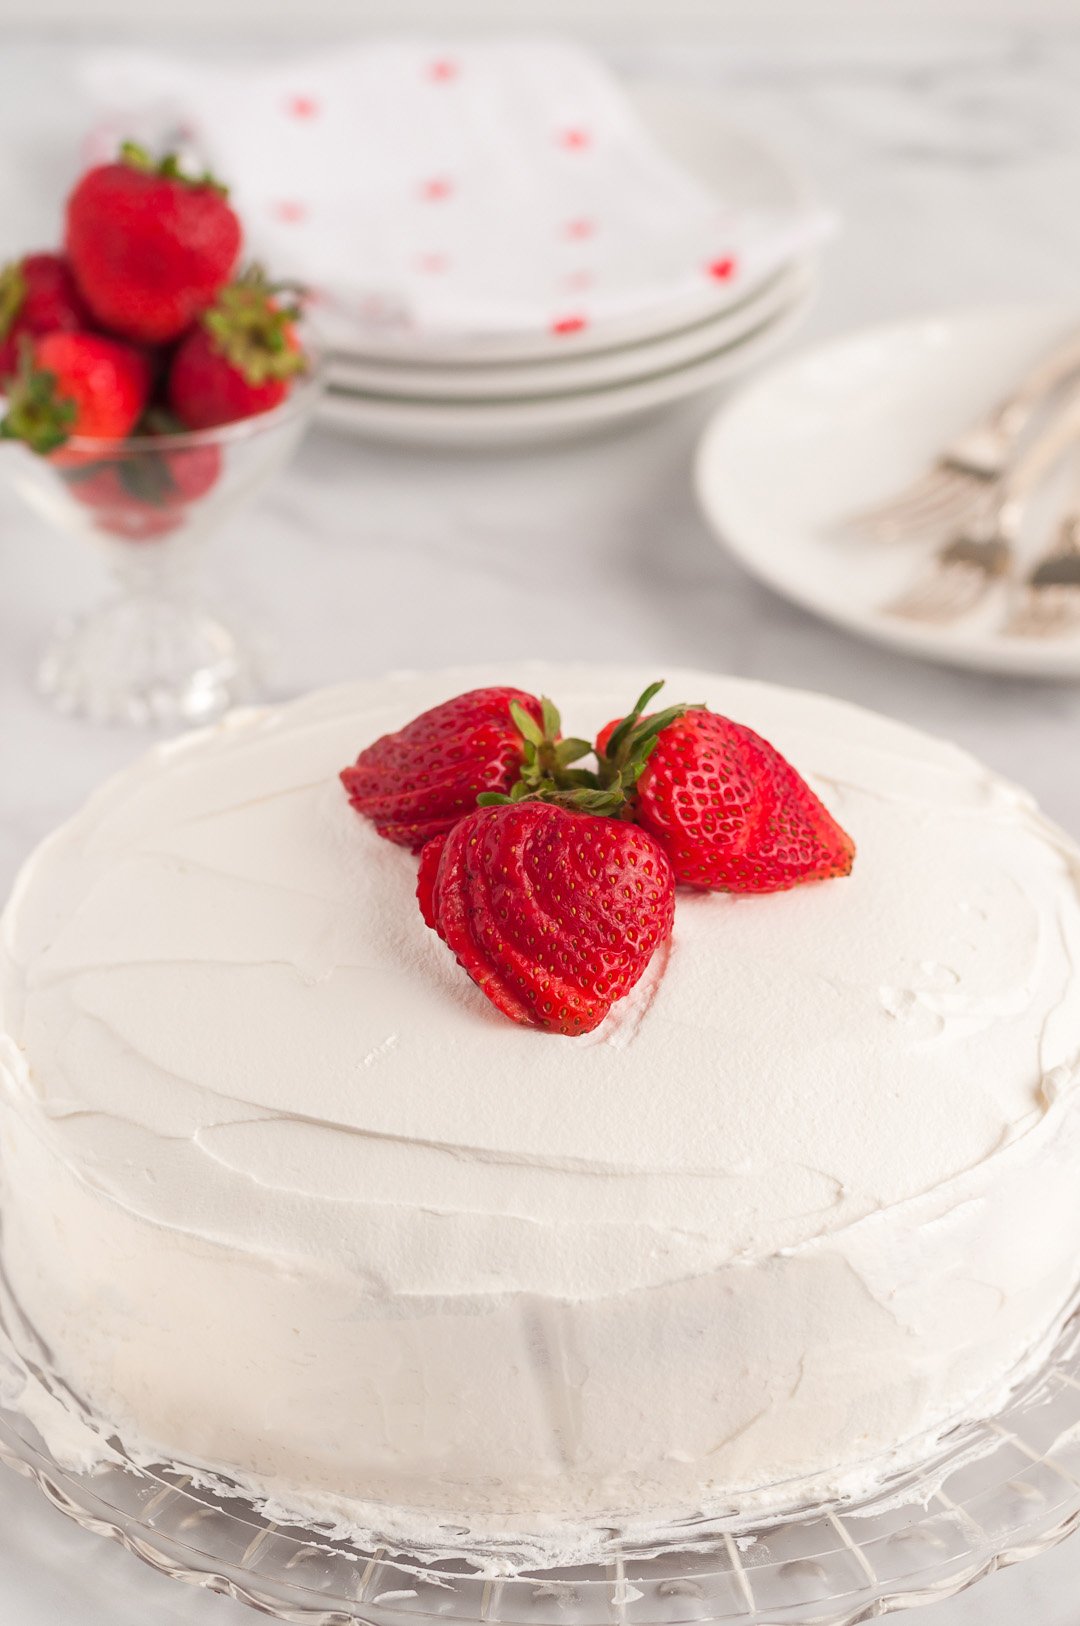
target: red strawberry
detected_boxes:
[65,463,179,540]
[342,687,552,852]
[167,270,306,429]
[596,683,855,894]
[65,142,241,344]
[0,332,150,456]
[417,801,675,1034]
[161,440,222,499]
[0,253,91,381]
[63,427,222,541]
[137,407,224,500]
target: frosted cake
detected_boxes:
[1,664,1078,1565]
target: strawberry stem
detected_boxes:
[0,258,27,344]
[202,266,307,386]
[600,680,666,765]
[479,679,699,820]
[504,696,593,796]
[595,681,700,798]
[120,139,229,196]
[0,337,76,454]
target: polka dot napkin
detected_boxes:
[79,41,831,350]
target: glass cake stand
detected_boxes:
[2,1300,1080,1626]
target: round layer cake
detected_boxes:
[1,664,1079,1565]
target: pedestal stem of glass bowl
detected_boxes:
[6,351,323,727]
[37,524,257,728]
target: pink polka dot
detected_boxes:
[707,256,737,281]
[558,128,592,151]
[286,95,320,119]
[419,177,454,202]
[564,270,593,292]
[564,217,595,241]
[428,58,459,82]
[272,200,309,224]
[417,252,449,274]
[551,314,588,336]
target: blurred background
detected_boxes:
[7,0,1080,30]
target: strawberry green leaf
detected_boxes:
[559,787,627,815]
[120,139,229,196]
[602,679,667,765]
[626,704,696,754]
[629,679,668,716]
[510,701,544,748]
[540,696,562,740]
[203,267,306,385]
[61,457,119,484]
[137,404,189,436]
[0,341,77,455]
[0,259,27,344]
[555,737,592,767]
[116,449,179,506]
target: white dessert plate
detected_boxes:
[326,260,813,400]
[696,304,1080,680]
[325,82,821,369]
[317,274,816,447]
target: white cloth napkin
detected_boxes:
[79,42,830,350]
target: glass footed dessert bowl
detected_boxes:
[2,362,322,726]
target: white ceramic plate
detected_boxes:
[325,260,814,401]
[316,275,816,448]
[324,83,820,369]
[695,304,1080,681]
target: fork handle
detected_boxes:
[946,326,1080,474]
[983,326,1080,440]
[1001,383,1080,503]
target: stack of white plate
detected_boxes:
[320,86,823,449]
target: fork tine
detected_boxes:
[835,469,984,541]
[857,491,972,539]
[1002,509,1080,636]
[885,564,995,624]
[1004,587,1080,638]
[886,584,956,622]
[836,476,957,537]
[884,563,960,620]
[1006,604,1050,638]
[862,487,988,542]
[1055,598,1080,634]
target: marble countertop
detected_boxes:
[2,24,1080,1626]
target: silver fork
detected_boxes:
[885,515,1012,624]
[884,385,1080,624]
[837,324,1080,543]
[1004,510,1080,639]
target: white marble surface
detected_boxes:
[2,24,1080,1626]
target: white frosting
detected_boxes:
[1,664,1079,1568]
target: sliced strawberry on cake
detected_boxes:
[341,687,569,852]
[417,800,675,1034]
[595,681,855,893]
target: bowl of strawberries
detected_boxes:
[0,142,322,726]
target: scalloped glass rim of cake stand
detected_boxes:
[2,1312,1080,1626]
